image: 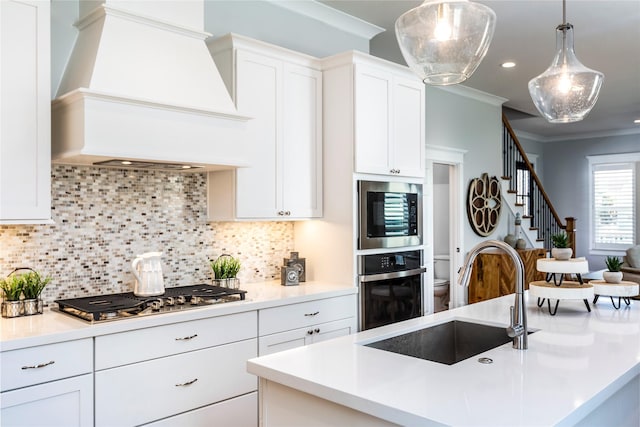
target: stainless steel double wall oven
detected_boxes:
[357,180,425,330]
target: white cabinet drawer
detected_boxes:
[96,310,257,369]
[259,295,356,336]
[1,338,92,392]
[95,338,258,427]
[1,373,93,427]
[143,392,257,427]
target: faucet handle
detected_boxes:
[507,306,524,338]
[507,324,524,338]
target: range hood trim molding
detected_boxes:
[52,88,252,122]
[78,4,207,41]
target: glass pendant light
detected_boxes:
[395,0,496,85]
[528,0,604,123]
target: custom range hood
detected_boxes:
[52,0,249,171]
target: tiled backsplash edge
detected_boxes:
[0,165,294,305]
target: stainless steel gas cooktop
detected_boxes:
[55,284,247,323]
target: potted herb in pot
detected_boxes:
[21,269,51,315]
[210,254,241,289]
[551,232,572,260]
[603,256,624,284]
[0,274,24,318]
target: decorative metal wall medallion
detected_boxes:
[467,173,501,236]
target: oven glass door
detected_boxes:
[360,271,423,331]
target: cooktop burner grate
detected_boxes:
[55,284,247,322]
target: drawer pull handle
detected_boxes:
[304,311,319,317]
[175,378,198,387]
[21,360,55,370]
[175,334,198,341]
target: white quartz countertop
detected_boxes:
[0,280,356,351]
[247,293,640,426]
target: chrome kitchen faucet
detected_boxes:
[457,240,528,350]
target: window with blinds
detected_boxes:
[592,162,636,250]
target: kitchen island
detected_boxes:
[248,293,640,426]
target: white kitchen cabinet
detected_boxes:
[258,295,357,356]
[324,52,425,179]
[95,340,257,427]
[1,374,93,427]
[94,311,258,427]
[0,0,51,223]
[259,318,355,356]
[0,339,93,427]
[207,34,322,220]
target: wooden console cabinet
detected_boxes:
[468,248,546,303]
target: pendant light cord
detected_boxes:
[562,0,566,25]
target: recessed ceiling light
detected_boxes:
[501,61,516,68]
[121,160,132,165]
[634,119,640,124]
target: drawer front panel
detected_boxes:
[96,310,257,369]
[259,295,356,336]
[143,392,257,427]
[1,338,93,392]
[95,338,257,427]
[259,318,356,356]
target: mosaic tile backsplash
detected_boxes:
[0,165,294,305]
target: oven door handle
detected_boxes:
[359,267,426,282]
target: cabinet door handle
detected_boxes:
[175,334,198,341]
[314,328,320,333]
[307,330,314,335]
[277,211,284,216]
[285,211,291,216]
[304,311,319,317]
[21,360,55,370]
[175,378,198,387]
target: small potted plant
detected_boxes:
[603,256,624,284]
[0,274,24,318]
[210,254,241,289]
[21,269,51,315]
[551,232,572,260]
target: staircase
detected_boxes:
[501,113,576,254]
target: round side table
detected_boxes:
[590,280,639,309]
[536,257,590,285]
[529,281,594,315]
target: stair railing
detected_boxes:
[502,113,576,254]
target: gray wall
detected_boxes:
[539,132,640,270]
[426,87,508,252]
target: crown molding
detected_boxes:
[512,126,640,143]
[265,0,385,40]
[433,84,507,107]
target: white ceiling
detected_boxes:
[319,0,640,141]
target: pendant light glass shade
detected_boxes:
[395,0,496,85]
[528,23,604,123]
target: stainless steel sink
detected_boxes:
[365,320,519,365]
